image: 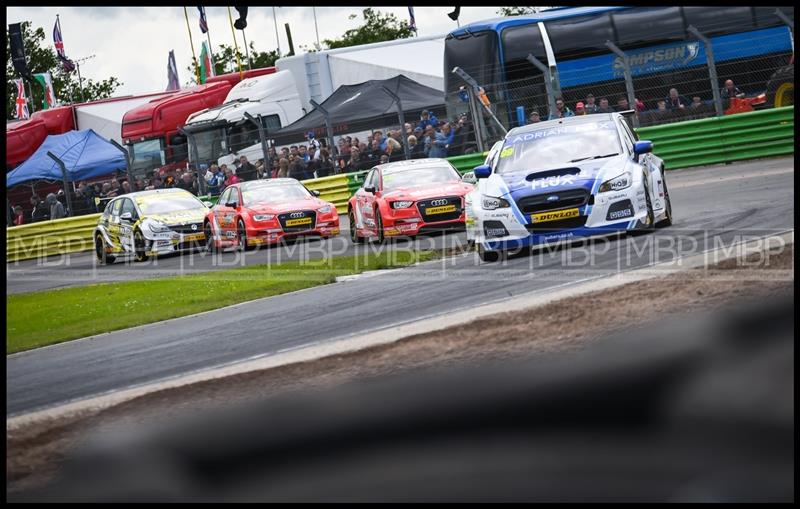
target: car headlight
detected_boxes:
[482,196,510,210]
[390,201,414,209]
[317,206,332,214]
[253,214,275,222]
[148,221,171,233]
[598,172,632,193]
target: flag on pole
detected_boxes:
[408,7,417,32]
[14,79,30,119]
[53,17,76,72]
[197,6,209,34]
[167,50,180,91]
[33,72,57,109]
[199,41,215,84]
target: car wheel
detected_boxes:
[477,243,500,263]
[375,209,385,244]
[204,221,216,252]
[133,228,149,262]
[349,209,365,244]
[656,174,673,228]
[636,176,655,232]
[237,219,249,251]
[95,234,116,265]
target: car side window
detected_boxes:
[364,169,375,189]
[110,198,123,218]
[621,118,639,142]
[229,188,240,207]
[220,188,230,205]
[120,198,137,220]
[617,120,634,155]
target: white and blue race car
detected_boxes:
[465,112,673,262]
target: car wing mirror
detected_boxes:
[461,171,477,185]
[473,165,492,179]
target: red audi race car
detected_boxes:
[348,158,474,243]
[204,178,340,251]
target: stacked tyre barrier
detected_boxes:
[6,108,792,262]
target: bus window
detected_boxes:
[444,30,501,100]
[683,7,756,37]
[546,13,616,61]
[501,23,548,128]
[754,7,793,27]
[611,7,686,49]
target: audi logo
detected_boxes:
[430,199,449,206]
[290,212,305,218]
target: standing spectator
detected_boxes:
[288,159,305,180]
[338,138,351,157]
[656,100,668,112]
[237,155,258,181]
[634,97,646,112]
[71,188,93,216]
[176,172,198,194]
[450,114,471,154]
[306,131,321,160]
[615,97,630,111]
[528,110,541,124]
[584,93,599,114]
[46,193,66,220]
[315,149,335,178]
[691,97,703,108]
[404,122,413,136]
[298,145,310,163]
[384,135,403,160]
[595,98,615,114]
[281,147,290,160]
[429,122,455,158]
[665,88,689,110]
[548,97,574,120]
[205,164,225,195]
[277,158,290,178]
[344,147,363,173]
[574,102,588,116]
[13,205,25,226]
[30,195,49,222]
[417,109,439,131]
[408,135,425,159]
[223,166,240,189]
[422,125,436,156]
[121,181,132,195]
[720,79,744,101]
[380,154,390,164]
[110,179,122,195]
[134,178,146,192]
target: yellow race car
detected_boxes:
[93,188,212,264]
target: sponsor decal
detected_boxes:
[531,174,576,190]
[225,231,236,238]
[286,217,312,227]
[543,231,575,241]
[500,147,514,158]
[608,208,633,220]
[426,204,457,215]
[486,228,507,237]
[182,233,205,242]
[532,208,580,223]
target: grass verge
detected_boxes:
[7,250,439,354]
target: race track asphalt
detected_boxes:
[7,158,794,416]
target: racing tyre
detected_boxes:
[237,219,249,252]
[656,174,673,228]
[204,222,216,253]
[349,209,365,244]
[765,64,794,109]
[375,209,386,244]
[634,176,655,233]
[133,228,149,262]
[95,234,116,265]
[477,243,501,263]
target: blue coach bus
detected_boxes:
[444,6,794,129]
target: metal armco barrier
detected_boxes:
[7,108,792,263]
[7,213,101,263]
[635,106,794,170]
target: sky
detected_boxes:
[6,6,506,97]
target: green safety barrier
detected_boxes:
[635,106,794,170]
[7,108,792,262]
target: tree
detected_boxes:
[6,21,122,119]
[323,8,414,50]
[185,42,281,85]
[496,7,552,16]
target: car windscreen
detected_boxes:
[496,122,622,174]
[382,166,461,190]
[136,194,206,215]
[242,184,311,206]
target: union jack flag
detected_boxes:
[198,6,209,34]
[15,79,29,120]
[53,18,76,72]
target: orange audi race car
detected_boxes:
[204,178,340,250]
[348,158,474,243]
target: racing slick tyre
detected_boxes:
[204,222,216,253]
[95,233,116,265]
[349,209,365,244]
[633,176,656,234]
[765,64,794,109]
[375,209,386,244]
[237,219,250,252]
[133,228,149,262]
[477,243,501,263]
[656,174,673,228]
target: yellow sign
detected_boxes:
[286,217,312,227]
[426,204,457,215]
[181,233,206,242]
[500,147,514,158]
[532,208,580,223]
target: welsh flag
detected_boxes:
[33,72,57,109]
[199,41,215,84]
